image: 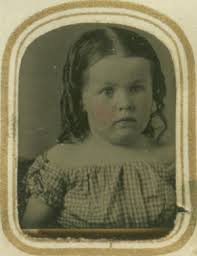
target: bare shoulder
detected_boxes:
[46,143,84,168]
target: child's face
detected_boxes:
[82,55,153,146]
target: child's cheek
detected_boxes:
[93,102,115,125]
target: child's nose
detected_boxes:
[115,90,134,111]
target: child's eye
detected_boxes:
[129,84,144,93]
[100,87,114,97]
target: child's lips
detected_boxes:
[113,117,136,128]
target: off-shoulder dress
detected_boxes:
[24,150,176,228]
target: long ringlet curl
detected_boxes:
[58,26,167,143]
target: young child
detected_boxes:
[21,26,176,229]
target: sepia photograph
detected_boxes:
[1,1,197,255]
[17,23,177,238]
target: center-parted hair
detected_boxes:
[58,26,167,143]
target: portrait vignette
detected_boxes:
[0,1,196,256]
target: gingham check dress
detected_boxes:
[24,155,176,228]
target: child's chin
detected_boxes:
[108,132,139,147]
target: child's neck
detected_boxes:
[81,134,159,163]
[86,133,154,151]
[80,135,173,163]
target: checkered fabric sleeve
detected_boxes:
[23,154,67,209]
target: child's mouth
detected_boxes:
[113,117,136,128]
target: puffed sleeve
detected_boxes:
[23,154,67,209]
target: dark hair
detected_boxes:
[58,26,167,143]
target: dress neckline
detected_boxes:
[43,141,175,171]
[41,151,175,173]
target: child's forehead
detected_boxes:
[86,55,152,82]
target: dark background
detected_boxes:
[18,23,176,160]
